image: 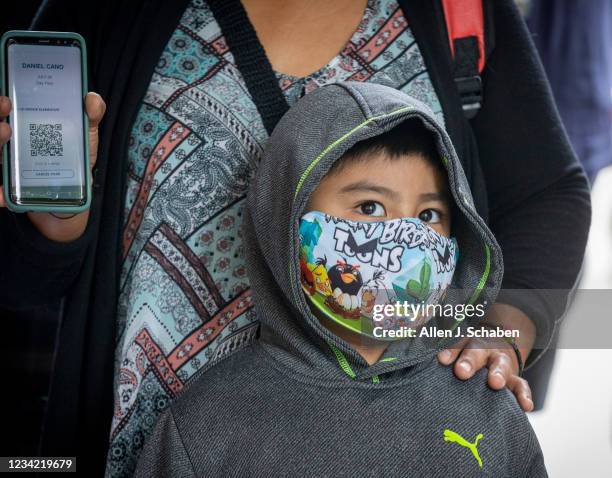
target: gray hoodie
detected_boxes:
[135,82,547,477]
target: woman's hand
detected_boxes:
[437,303,536,412]
[0,92,106,243]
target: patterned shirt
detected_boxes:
[106,0,443,475]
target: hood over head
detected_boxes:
[244,81,503,382]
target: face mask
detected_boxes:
[298,210,458,340]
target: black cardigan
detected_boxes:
[0,0,590,474]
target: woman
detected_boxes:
[0,0,590,476]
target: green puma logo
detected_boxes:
[443,429,484,468]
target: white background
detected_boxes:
[527,166,612,477]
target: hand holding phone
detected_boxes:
[0,91,105,242]
[2,31,94,213]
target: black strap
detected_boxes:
[452,36,483,119]
[208,0,290,135]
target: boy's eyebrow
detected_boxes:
[338,181,402,201]
[419,191,450,203]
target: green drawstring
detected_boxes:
[327,342,381,384]
[327,342,356,379]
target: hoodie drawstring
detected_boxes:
[327,342,381,384]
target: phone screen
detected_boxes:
[5,37,86,205]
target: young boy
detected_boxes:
[135,82,547,477]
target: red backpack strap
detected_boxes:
[441,0,486,118]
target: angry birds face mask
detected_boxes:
[298,210,458,340]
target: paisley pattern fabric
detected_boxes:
[106,0,443,475]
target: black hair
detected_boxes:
[326,117,456,233]
[329,117,442,175]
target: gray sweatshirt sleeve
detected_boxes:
[135,408,197,478]
[521,431,548,477]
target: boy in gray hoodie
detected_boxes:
[135,82,547,477]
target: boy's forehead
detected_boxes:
[328,152,446,183]
[311,153,451,204]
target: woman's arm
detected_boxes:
[0,210,91,307]
[0,0,105,307]
[0,93,103,307]
[438,0,590,410]
[472,0,591,365]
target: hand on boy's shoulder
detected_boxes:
[140,346,543,478]
[432,359,525,414]
[436,304,536,413]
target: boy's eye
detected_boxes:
[358,201,386,217]
[419,208,442,223]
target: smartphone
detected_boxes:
[0,30,90,213]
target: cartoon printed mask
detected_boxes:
[299,211,458,340]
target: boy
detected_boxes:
[135,82,547,477]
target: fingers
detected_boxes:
[0,96,11,118]
[0,121,11,145]
[437,337,468,365]
[452,343,490,380]
[85,92,105,128]
[84,92,106,171]
[507,375,534,412]
[441,336,534,412]
[0,97,12,151]
[486,352,515,390]
[0,105,11,209]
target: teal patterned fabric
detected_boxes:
[106,0,443,475]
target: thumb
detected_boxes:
[85,92,106,170]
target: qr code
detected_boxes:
[29,123,64,157]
